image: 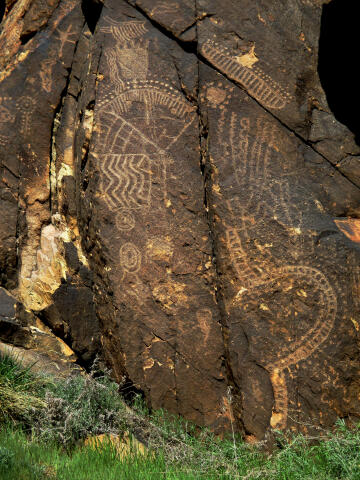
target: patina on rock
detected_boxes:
[0,0,359,439]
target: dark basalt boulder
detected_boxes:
[0,0,359,439]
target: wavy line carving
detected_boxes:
[222,114,337,429]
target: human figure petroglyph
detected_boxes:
[219,113,337,429]
[40,24,78,92]
[201,40,292,110]
[55,24,77,57]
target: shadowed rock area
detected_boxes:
[0,0,359,440]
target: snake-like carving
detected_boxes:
[221,113,337,428]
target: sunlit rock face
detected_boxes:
[1,0,359,439]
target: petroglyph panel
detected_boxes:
[85,1,229,432]
[200,72,350,433]
[201,40,292,110]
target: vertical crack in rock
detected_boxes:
[194,0,238,433]
[197,75,242,435]
[81,0,103,34]
[83,0,232,430]
[14,2,86,310]
[50,29,82,214]
[125,2,360,190]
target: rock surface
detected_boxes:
[0,0,359,439]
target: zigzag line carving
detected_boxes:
[100,154,152,211]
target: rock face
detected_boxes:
[1,0,360,438]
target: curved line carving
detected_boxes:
[222,114,337,429]
[201,40,292,110]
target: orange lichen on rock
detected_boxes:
[335,218,360,243]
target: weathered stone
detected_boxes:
[0,287,81,376]
[1,0,360,439]
[0,340,82,377]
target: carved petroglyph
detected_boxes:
[150,1,180,16]
[101,17,148,43]
[0,0,78,84]
[196,308,212,344]
[97,19,196,293]
[40,58,55,93]
[95,110,167,227]
[219,112,337,429]
[100,154,152,211]
[40,25,78,93]
[0,96,36,137]
[16,96,36,136]
[104,40,149,85]
[56,24,77,57]
[0,97,15,123]
[97,64,195,225]
[119,242,142,274]
[201,40,292,110]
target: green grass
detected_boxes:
[0,351,359,479]
[34,372,127,446]
[0,351,48,422]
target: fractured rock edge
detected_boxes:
[0,0,359,438]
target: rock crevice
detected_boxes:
[1,0,360,439]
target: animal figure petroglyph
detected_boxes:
[221,114,337,429]
[201,40,292,110]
